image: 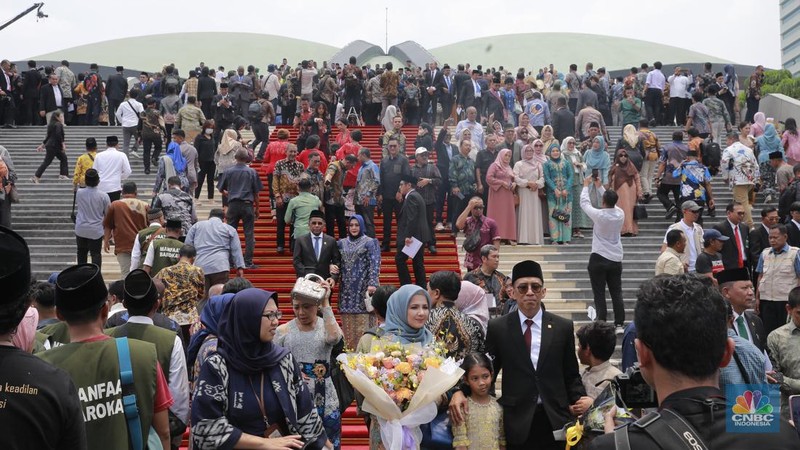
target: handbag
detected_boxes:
[634,203,648,220]
[290,273,328,305]
[6,184,19,203]
[462,219,482,253]
[552,208,570,223]
[513,99,523,115]
[538,187,547,199]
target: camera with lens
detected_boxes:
[613,365,658,409]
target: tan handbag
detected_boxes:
[290,273,328,305]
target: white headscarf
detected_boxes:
[381,105,398,132]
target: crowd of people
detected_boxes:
[1,55,800,450]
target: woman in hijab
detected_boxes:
[426,272,485,361]
[276,283,343,450]
[756,122,784,195]
[751,112,767,138]
[485,148,518,244]
[383,284,434,345]
[544,143,574,244]
[561,137,589,237]
[584,135,611,208]
[608,149,643,236]
[215,128,241,177]
[532,139,551,235]
[615,124,645,172]
[455,280,490,333]
[192,288,331,450]
[540,124,558,152]
[381,104,398,133]
[336,214,381,349]
[515,113,539,141]
[513,143,545,245]
[186,293,234,383]
[153,140,189,194]
[10,307,38,353]
[782,118,800,164]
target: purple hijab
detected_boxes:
[217,288,289,374]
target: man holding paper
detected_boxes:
[396,174,430,288]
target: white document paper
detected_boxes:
[402,237,423,258]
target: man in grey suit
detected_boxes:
[395,174,431,288]
[229,65,255,117]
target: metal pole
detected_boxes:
[385,7,388,53]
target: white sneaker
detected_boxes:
[129,152,141,159]
[615,325,624,335]
[435,222,445,232]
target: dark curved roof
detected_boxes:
[329,40,385,67]
[388,41,437,68]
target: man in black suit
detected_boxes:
[38,74,64,124]
[105,66,128,126]
[749,207,778,285]
[484,76,507,124]
[292,210,340,285]
[716,268,768,355]
[713,202,749,270]
[21,60,42,125]
[422,62,444,125]
[0,59,18,128]
[213,83,236,144]
[438,65,455,124]
[786,201,800,247]
[450,260,590,450]
[458,70,483,122]
[395,175,431,288]
[197,66,217,119]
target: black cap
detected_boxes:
[219,82,228,88]
[0,226,31,303]
[55,264,108,312]
[309,210,325,220]
[714,268,751,284]
[400,174,417,184]
[116,66,124,72]
[85,137,97,149]
[84,168,99,185]
[106,136,118,146]
[172,129,186,138]
[166,219,182,230]
[512,260,544,284]
[147,208,163,221]
[769,151,784,160]
[124,270,157,309]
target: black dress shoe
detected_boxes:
[428,245,438,254]
[381,245,390,252]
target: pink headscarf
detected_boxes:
[11,307,38,353]
[751,112,766,138]
[531,139,548,165]
[455,281,490,333]
[491,148,514,178]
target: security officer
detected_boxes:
[38,264,173,450]
[589,274,798,449]
[107,269,189,450]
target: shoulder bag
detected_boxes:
[462,218,482,253]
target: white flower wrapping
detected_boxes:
[337,354,463,450]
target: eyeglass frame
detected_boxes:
[515,282,544,295]
[262,311,283,321]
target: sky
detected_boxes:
[0,0,782,69]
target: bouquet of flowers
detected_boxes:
[337,339,463,450]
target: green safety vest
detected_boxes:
[38,321,70,347]
[149,237,183,276]
[107,321,176,382]
[38,338,158,450]
[136,225,166,268]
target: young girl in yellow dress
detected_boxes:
[452,353,506,450]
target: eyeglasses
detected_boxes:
[262,311,283,321]
[515,283,544,294]
[534,144,543,147]
[619,155,628,159]
[473,205,484,210]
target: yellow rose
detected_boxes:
[424,357,440,368]
[395,362,412,374]
[395,387,414,402]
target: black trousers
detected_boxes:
[195,161,216,199]
[395,248,426,289]
[424,202,436,245]
[0,95,16,125]
[760,300,788,337]
[0,198,10,228]
[325,203,347,240]
[645,88,663,124]
[587,253,625,325]
[108,98,122,126]
[275,202,293,251]
[657,183,681,212]
[450,193,471,234]
[435,177,452,224]
[21,96,39,125]
[227,200,256,264]
[745,97,760,123]
[381,198,402,248]
[107,191,121,202]
[35,147,68,178]
[252,121,270,160]
[508,405,558,450]
[76,235,102,268]
[568,98,578,115]
[142,136,163,172]
[354,204,375,238]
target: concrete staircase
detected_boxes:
[454,125,752,327]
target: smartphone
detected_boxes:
[592,169,599,179]
[790,395,800,436]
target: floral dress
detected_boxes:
[276,312,343,450]
[337,234,381,349]
[451,396,505,450]
[544,157,574,243]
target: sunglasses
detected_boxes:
[262,311,283,321]
[515,283,544,295]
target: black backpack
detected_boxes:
[701,138,722,175]
[248,101,264,122]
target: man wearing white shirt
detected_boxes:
[667,67,690,126]
[115,89,144,158]
[580,176,626,332]
[661,200,705,273]
[93,136,132,201]
[644,61,666,126]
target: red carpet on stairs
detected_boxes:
[233,125,461,449]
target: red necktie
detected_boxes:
[734,226,744,268]
[524,319,533,354]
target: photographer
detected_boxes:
[589,274,798,449]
